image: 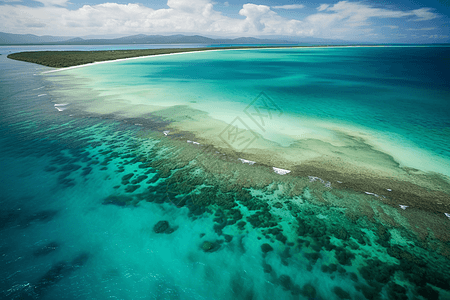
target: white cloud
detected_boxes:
[411,8,438,21]
[224,1,229,7]
[0,0,443,41]
[384,25,398,29]
[325,1,413,20]
[238,4,306,34]
[317,4,330,11]
[407,27,436,31]
[33,0,69,7]
[272,4,305,9]
[239,4,272,31]
[427,34,448,38]
[303,1,440,39]
[166,0,213,14]
[320,1,438,23]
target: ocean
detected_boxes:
[1,45,449,300]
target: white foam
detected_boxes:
[273,167,290,175]
[238,158,255,165]
[33,86,45,90]
[163,131,170,136]
[399,205,409,210]
[37,94,47,97]
[444,213,450,219]
[187,140,200,145]
[54,103,69,111]
[387,189,392,191]
[365,192,379,197]
[309,176,332,188]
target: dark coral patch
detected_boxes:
[201,241,221,253]
[33,242,59,257]
[125,185,140,193]
[300,283,316,298]
[333,287,351,299]
[103,195,132,206]
[153,220,176,234]
[278,274,293,290]
[261,243,274,253]
[416,285,440,299]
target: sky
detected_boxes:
[0,0,449,43]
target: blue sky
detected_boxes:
[0,0,449,43]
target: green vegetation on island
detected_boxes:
[7,46,297,68]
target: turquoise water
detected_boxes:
[1,46,450,300]
[54,46,450,175]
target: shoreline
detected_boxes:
[6,44,436,71]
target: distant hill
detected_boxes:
[0,32,297,45]
[0,32,72,45]
[49,34,296,45]
[54,34,364,45]
[4,31,445,46]
[260,35,371,45]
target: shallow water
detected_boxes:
[47,46,450,176]
[1,46,450,300]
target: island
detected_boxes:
[6,46,288,68]
[7,45,373,68]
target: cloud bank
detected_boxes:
[272,4,305,9]
[0,0,441,40]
